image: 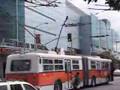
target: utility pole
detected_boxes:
[16,0,19,46]
[55,16,68,52]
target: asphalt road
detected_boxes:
[81,77,120,90]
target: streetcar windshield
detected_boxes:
[10,60,31,71]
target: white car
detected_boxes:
[114,69,120,76]
[0,80,39,90]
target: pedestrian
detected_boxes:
[72,72,80,90]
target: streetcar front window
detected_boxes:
[11,60,31,71]
[91,61,96,69]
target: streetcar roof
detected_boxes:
[7,52,112,62]
[7,52,82,59]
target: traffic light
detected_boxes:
[35,34,41,44]
[67,33,72,42]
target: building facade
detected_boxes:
[79,14,113,55]
[25,0,87,51]
[0,0,25,44]
[0,0,25,78]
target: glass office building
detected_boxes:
[80,14,113,55]
[0,0,25,43]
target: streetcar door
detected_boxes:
[110,62,114,81]
[64,59,72,88]
[82,57,89,87]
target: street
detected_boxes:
[81,77,120,90]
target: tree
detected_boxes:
[84,0,120,11]
[98,51,120,69]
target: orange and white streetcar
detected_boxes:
[5,51,113,90]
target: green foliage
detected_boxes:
[98,51,112,59]
[98,51,120,69]
[84,0,120,11]
[106,0,120,10]
[84,0,97,4]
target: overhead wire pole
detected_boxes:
[16,0,19,46]
[43,36,66,46]
[55,16,68,52]
[24,27,37,50]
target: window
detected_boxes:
[73,65,79,69]
[11,60,31,71]
[55,65,63,70]
[43,59,53,64]
[96,61,101,70]
[91,61,96,69]
[39,59,41,64]
[105,62,109,70]
[72,60,79,70]
[102,62,109,70]
[0,85,7,90]
[72,60,79,64]
[43,58,54,71]
[23,84,36,90]
[55,60,63,64]
[43,65,53,71]
[54,59,63,71]
[10,84,23,90]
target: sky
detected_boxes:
[70,0,120,35]
[69,0,120,51]
[25,0,120,51]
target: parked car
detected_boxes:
[114,69,120,76]
[0,80,39,90]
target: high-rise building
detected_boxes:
[79,14,113,55]
[0,0,25,78]
[0,0,25,44]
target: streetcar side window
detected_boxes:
[72,60,79,70]
[43,59,53,64]
[11,60,31,71]
[54,59,63,71]
[43,65,53,71]
[102,62,109,70]
[54,59,63,64]
[102,62,107,70]
[91,61,96,69]
[96,61,101,70]
[43,59,54,71]
[39,58,41,64]
[55,65,63,70]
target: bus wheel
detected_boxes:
[91,77,96,87]
[54,80,62,90]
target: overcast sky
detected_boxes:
[70,0,120,35]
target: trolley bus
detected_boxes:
[5,51,113,90]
